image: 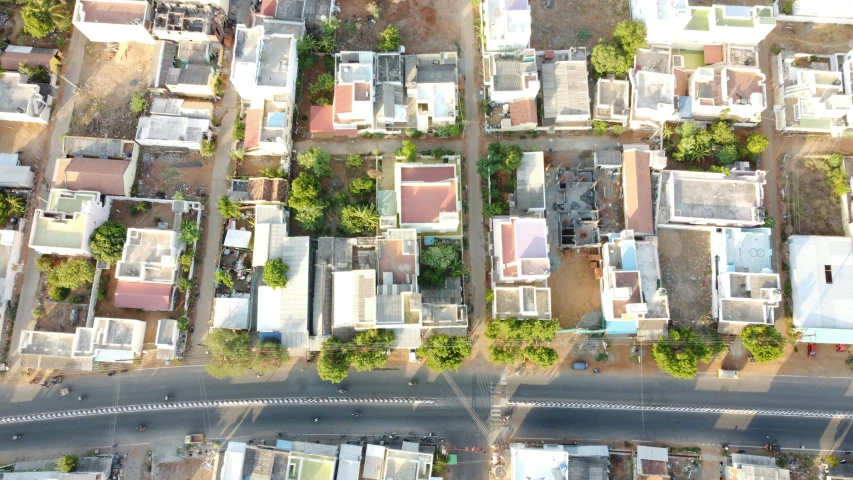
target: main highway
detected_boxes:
[0,362,851,478]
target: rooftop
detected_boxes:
[397,164,458,225]
[247,177,288,202]
[622,150,654,234]
[542,60,591,120]
[79,0,147,24]
[727,454,790,480]
[494,217,550,281]
[509,98,537,126]
[665,170,764,225]
[63,136,133,159]
[53,158,130,196]
[383,446,433,480]
[789,235,853,343]
[156,318,178,347]
[494,286,551,319]
[516,152,545,212]
[256,236,310,347]
[595,78,630,119]
[114,281,173,310]
[493,58,538,92]
[635,70,675,110]
[0,46,58,73]
[31,190,101,251]
[333,269,377,328]
[0,72,50,120]
[116,228,179,284]
[136,115,209,144]
[377,229,418,286]
[510,446,569,480]
[213,296,251,329]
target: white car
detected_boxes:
[409,349,418,363]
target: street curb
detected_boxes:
[508,401,853,418]
[0,397,436,424]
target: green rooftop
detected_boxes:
[685,9,710,31]
[287,451,336,480]
[799,118,833,130]
[32,213,87,249]
[47,190,99,213]
[715,8,754,27]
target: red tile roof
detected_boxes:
[333,84,353,118]
[400,166,455,182]
[704,45,724,65]
[622,150,654,234]
[259,0,276,16]
[248,178,288,202]
[500,222,516,278]
[54,158,130,196]
[310,105,334,133]
[400,182,457,224]
[510,99,537,126]
[243,108,262,150]
[114,281,173,311]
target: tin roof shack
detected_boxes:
[635,446,669,480]
[29,190,109,257]
[714,227,781,334]
[72,0,154,44]
[725,454,790,480]
[0,46,60,74]
[656,169,766,228]
[135,98,211,150]
[555,166,600,248]
[602,230,669,340]
[789,235,853,344]
[540,48,591,127]
[0,152,34,189]
[155,318,179,360]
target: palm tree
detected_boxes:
[6,196,25,217]
[21,0,71,39]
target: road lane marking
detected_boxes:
[509,401,853,418]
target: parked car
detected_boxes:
[572,362,588,371]
[808,343,817,359]
[408,349,418,363]
[764,443,781,452]
[717,369,740,379]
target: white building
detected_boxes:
[656,169,766,228]
[333,51,376,131]
[151,2,225,43]
[629,47,678,128]
[483,52,540,105]
[775,0,853,24]
[0,153,34,188]
[29,190,108,257]
[332,269,377,331]
[516,152,546,213]
[231,21,301,102]
[595,77,631,124]
[19,317,146,369]
[135,108,210,150]
[0,72,52,124]
[481,0,531,52]
[406,52,459,132]
[688,46,767,122]
[114,228,183,311]
[72,0,154,44]
[774,51,853,135]
[789,235,853,344]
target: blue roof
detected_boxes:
[800,328,853,345]
[276,439,293,451]
[679,96,693,118]
[259,331,282,343]
[606,319,638,335]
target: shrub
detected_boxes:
[340,204,380,234]
[233,117,246,141]
[406,128,423,138]
[488,344,523,366]
[49,286,70,301]
[716,144,739,165]
[48,259,95,290]
[36,256,54,273]
[349,176,375,195]
[709,120,737,145]
[32,305,45,319]
[523,346,558,368]
[345,153,363,168]
[485,289,494,304]
[177,313,189,332]
[217,195,242,219]
[296,146,332,177]
[673,121,712,162]
[396,140,418,162]
[652,328,726,379]
[744,133,769,157]
[610,124,625,136]
[22,0,71,39]
[130,93,147,115]
[289,172,321,208]
[378,25,402,52]
[421,243,457,270]
[177,278,195,293]
[805,153,850,197]
[200,139,216,157]
[780,0,794,14]
[763,216,776,228]
[591,42,632,76]
[179,252,193,273]
[215,269,234,290]
[179,219,202,245]
[827,455,840,468]
[576,27,591,41]
[596,352,609,362]
[19,63,50,83]
[56,455,77,473]
[263,259,289,288]
[259,166,286,179]
[308,73,335,95]
[205,329,252,379]
[70,295,83,304]
[89,221,127,264]
[366,1,381,18]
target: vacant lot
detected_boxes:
[530,0,629,51]
[768,22,853,55]
[69,42,153,139]
[135,147,213,200]
[0,122,49,171]
[337,0,460,53]
[787,156,845,236]
[549,248,601,329]
[658,228,713,329]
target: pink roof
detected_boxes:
[310,105,334,133]
[259,0,276,16]
[244,108,262,149]
[400,166,455,182]
[333,84,353,118]
[501,222,516,278]
[622,151,654,234]
[378,239,416,285]
[114,281,172,311]
[400,183,457,224]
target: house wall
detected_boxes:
[1,230,23,302]
[167,80,216,98]
[72,2,154,44]
[136,137,203,150]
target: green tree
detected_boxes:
[179,251,193,272]
[651,328,726,379]
[36,256,54,273]
[48,259,95,290]
[49,286,69,301]
[259,166,286,179]
[89,221,127,264]
[349,176,375,195]
[289,172,321,208]
[317,337,351,383]
[18,63,50,83]
[233,117,246,141]
[340,204,380,234]
[263,258,289,288]
[297,146,332,177]
[22,0,71,39]
[709,120,737,145]
[740,325,785,363]
[449,259,468,278]
[295,203,326,231]
[378,24,402,52]
[763,216,776,228]
[488,344,523,366]
[673,121,712,162]
[217,195,242,219]
[523,346,559,368]
[396,140,418,161]
[417,334,472,372]
[591,42,631,76]
[350,329,395,371]
[501,145,523,172]
[610,124,625,136]
[308,73,335,95]
[592,120,608,134]
[215,269,234,290]
[179,219,202,245]
[483,202,507,217]
[612,20,647,56]
[177,312,189,332]
[485,289,494,304]
[716,144,739,165]
[177,277,195,293]
[345,153,363,168]
[200,139,216,157]
[709,165,731,175]
[421,243,457,270]
[56,455,77,473]
[130,93,147,114]
[744,133,769,156]
[252,338,290,374]
[205,329,253,379]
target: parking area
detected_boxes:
[658,228,713,330]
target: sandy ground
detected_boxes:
[337,0,460,54]
[154,456,214,480]
[69,42,153,140]
[549,248,602,329]
[658,228,713,330]
[530,0,629,51]
[110,200,178,231]
[786,156,845,236]
[236,155,285,177]
[135,148,214,201]
[0,122,50,172]
[768,22,853,55]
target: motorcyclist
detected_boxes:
[352,412,360,417]
[138,426,146,431]
[338,388,346,394]
[408,380,417,386]
[313,418,319,423]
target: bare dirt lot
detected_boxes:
[236,155,284,177]
[0,122,49,171]
[658,228,713,329]
[786,156,845,236]
[337,0,459,54]
[549,248,602,329]
[69,42,153,140]
[109,200,178,231]
[135,148,213,200]
[32,257,95,333]
[768,22,853,55]
[530,0,629,51]
[154,456,214,480]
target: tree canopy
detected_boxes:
[217,195,243,219]
[317,337,351,383]
[673,121,712,162]
[22,0,71,39]
[179,219,202,245]
[591,21,646,76]
[297,147,332,177]
[740,325,785,363]
[396,140,418,162]
[421,244,458,270]
[350,329,395,372]
[340,204,380,235]
[205,329,253,379]
[651,328,727,379]
[523,346,559,368]
[251,338,290,374]
[88,221,126,264]
[417,334,472,373]
[263,258,289,288]
[744,133,769,157]
[378,25,402,52]
[0,194,25,225]
[48,258,95,290]
[56,455,77,473]
[289,172,322,208]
